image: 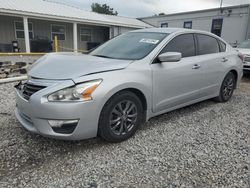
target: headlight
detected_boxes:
[48,80,102,102]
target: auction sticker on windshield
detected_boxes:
[139,38,159,44]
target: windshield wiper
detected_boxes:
[92,55,113,59]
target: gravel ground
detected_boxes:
[0,77,249,188]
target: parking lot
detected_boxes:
[0,77,249,187]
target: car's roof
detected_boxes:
[131,28,185,34]
[130,27,225,42]
[131,27,217,36]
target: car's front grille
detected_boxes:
[244,65,250,69]
[244,55,250,62]
[22,83,46,100]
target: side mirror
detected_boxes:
[158,52,182,62]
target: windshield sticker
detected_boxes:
[139,38,159,44]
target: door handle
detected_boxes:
[192,64,201,69]
[222,57,228,62]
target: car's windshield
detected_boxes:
[90,32,168,60]
[238,40,250,49]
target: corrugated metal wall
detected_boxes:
[0,15,110,52]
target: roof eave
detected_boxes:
[139,4,250,19]
[0,8,150,29]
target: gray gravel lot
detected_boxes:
[0,77,249,188]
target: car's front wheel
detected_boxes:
[98,91,143,143]
[215,72,236,102]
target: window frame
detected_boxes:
[195,33,221,56]
[183,21,192,29]
[152,33,197,64]
[218,40,227,52]
[14,21,34,40]
[161,22,168,28]
[51,24,66,41]
[159,33,197,58]
[80,28,92,42]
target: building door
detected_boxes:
[211,19,223,37]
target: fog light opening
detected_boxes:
[48,120,79,134]
[48,120,79,128]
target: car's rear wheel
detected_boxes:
[215,72,236,102]
[98,91,143,143]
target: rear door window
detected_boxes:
[160,34,196,58]
[196,34,220,55]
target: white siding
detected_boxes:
[120,27,136,33]
[141,5,250,45]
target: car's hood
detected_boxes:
[236,48,250,55]
[29,53,132,80]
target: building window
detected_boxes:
[161,23,168,28]
[184,21,192,29]
[211,19,223,37]
[51,25,66,41]
[14,21,33,39]
[80,28,91,42]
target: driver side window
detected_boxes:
[160,34,196,58]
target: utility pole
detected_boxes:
[220,0,224,13]
[220,0,223,9]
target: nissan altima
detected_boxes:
[15,28,243,142]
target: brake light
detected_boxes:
[238,53,245,62]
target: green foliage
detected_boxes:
[91,3,118,15]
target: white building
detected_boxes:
[140,4,250,46]
[0,0,150,53]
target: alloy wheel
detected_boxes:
[109,100,138,136]
[222,76,234,99]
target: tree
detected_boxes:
[158,13,165,16]
[91,3,118,16]
[153,13,166,16]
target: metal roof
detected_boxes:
[0,0,151,28]
[139,4,250,19]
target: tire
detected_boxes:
[215,72,236,102]
[98,91,143,143]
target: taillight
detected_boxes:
[238,53,245,62]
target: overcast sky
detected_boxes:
[49,0,250,17]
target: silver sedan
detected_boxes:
[15,28,243,142]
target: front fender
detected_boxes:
[73,68,153,122]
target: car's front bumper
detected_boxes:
[15,79,101,140]
[243,61,250,73]
[243,63,250,73]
